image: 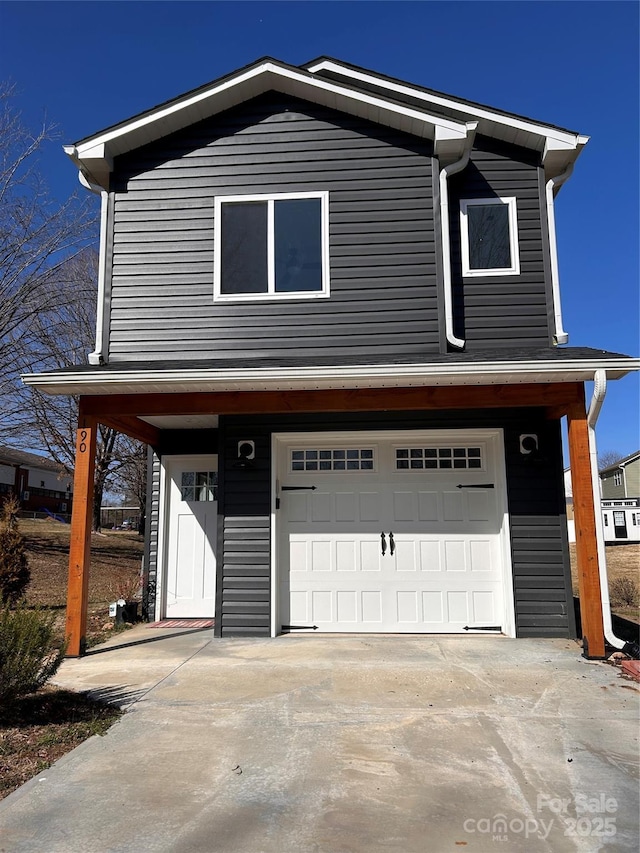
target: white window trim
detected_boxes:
[460,196,520,277]
[213,191,330,302]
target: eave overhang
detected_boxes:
[304,58,589,181]
[65,58,471,189]
[22,357,638,398]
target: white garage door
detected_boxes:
[276,430,512,634]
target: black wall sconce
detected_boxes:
[519,434,539,455]
[234,440,256,469]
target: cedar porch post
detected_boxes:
[567,386,605,658]
[65,400,97,657]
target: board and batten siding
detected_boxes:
[108,92,437,363]
[214,411,574,639]
[448,136,551,349]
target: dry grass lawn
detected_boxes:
[21,517,145,645]
[570,542,640,624]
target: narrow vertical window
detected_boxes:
[460,197,520,276]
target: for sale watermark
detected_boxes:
[462,792,618,843]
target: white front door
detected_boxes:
[276,431,511,634]
[164,455,218,618]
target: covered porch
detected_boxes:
[56,380,605,657]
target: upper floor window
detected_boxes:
[460,197,520,277]
[214,192,329,301]
[613,471,622,487]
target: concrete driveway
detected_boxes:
[0,629,638,853]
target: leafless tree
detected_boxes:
[11,251,145,531]
[598,450,624,472]
[0,83,96,405]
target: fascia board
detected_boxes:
[71,61,468,162]
[306,59,586,149]
[21,358,639,397]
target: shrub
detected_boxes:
[0,605,67,711]
[0,495,30,604]
[609,576,640,609]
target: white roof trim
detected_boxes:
[22,358,638,397]
[306,59,589,150]
[71,61,467,159]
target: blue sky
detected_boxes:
[1,0,638,458]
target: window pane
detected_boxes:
[467,203,511,270]
[274,199,322,292]
[220,202,268,294]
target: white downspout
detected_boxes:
[586,370,628,651]
[78,170,108,366]
[546,164,574,345]
[440,122,477,350]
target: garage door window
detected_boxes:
[291,448,375,472]
[395,447,482,470]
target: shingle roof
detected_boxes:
[0,446,72,475]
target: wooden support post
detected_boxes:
[65,403,97,657]
[567,388,605,658]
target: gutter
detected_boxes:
[440,122,478,350]
[76,168,109,366]
[586,370,638,656]
[545,164,574,345]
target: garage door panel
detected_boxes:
[393,492,416,521]
[443,540,466,571]
[311,540,331,571]
[443,491,464,521]
[336,540,356,572]
[418,491,439,521]
[311,493,332,522]
[279,433,507,633]
[468,490,492,522]
[335,492,356,522]
[470,540,493,571]
[419,540,441,571]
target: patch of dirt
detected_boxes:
[0,687,122,800]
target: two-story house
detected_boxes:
[601,451,640,500]
[23,57,637,657]
[600,450,640,542]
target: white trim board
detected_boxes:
[22,357,639,397]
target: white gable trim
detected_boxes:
[66,61,470,187]
[306,59,589,152]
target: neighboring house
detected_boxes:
[0,446,73,518]
[601,499,639,544]
[600,450,640,499]
[564,464,639,544]
[23,57,639,658]
[599,451,640,543]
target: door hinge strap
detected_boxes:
[456,483,494,489]
[463,625,502,631]
[282,625,319,631]
[281,486,317,491]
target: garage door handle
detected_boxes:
[389,532,395,555]
[381,532,387,556]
